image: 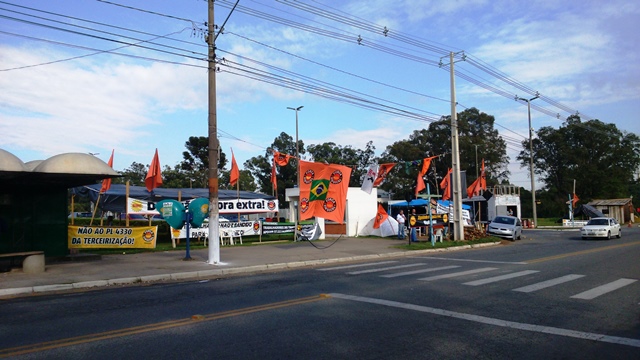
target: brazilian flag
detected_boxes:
[309,179,329,201]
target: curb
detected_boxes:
[0,242,501,298]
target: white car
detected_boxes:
[487,215,523,240]
[580,217,621,240]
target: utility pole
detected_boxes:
[287,106,303,241]
[475,145,479,179]
[517,94,539,229]
[440,51,465,241]
[207,0,220,264]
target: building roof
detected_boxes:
[0,149,119,190]
[587,198,633,206]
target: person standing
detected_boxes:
[396,210,406,239]
[410,209,418,242]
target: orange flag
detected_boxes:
[273,151,293,166]
[373,163,396,186]
[271,158,278,193]
[466,159,487,198]
[572,193,579,207]
[229,148,239,187]
[373,203,389,229]
[440,168,452,201]
[299,160,352,223]
[145,149,163,192]
[415,156,437,196]
[100,149,114,193]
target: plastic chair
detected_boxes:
[233,230,243,245]
[220,230,234,246]
[435,229,444,242]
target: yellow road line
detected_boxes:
[526,241,640,264]
[0,294,331,358]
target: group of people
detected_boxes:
[395,209,418,242]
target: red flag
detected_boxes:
[373,163,396,186]
[145,149,163,192]
[466,178,481,198]
[466,159,487,198]
[373,204,389,229]
[271,158,278,193]
[273,151,293,166]
[415,156,436,196]
[440,168,452,201]
[100,149,114,193]
[572,193,579,207]
[299,160,352,223]
[415,175,426,198]
[229,148,239,187]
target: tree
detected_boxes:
[245,132,304,206]
[306,141,376,187]
[113,162,147,186]
[379,108,509,199]
[219,169,257,191]
[517,115,640,214]
[179,136,228,188]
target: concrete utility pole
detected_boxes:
[287,106,303,241]
[207,0,221,264]
[517,94,539,229]
[441,51,465,241]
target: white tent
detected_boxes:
[359,216,399,238]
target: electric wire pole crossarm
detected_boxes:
[516,93,539,228]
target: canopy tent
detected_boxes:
[359,216,399,238]
[72,184,277,213]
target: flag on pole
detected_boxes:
[299,160,352,223]
[145,149,163,192]
[360,165,378,194]
[271,158,278,193]
[373,203,389,229]
[373,163,396,187]
[415,156,437,196]
[440,168,452,201]
[100,149,114,193]
[273,151,293,166]
[466,159,487,198]
[572,193,579,207]
[229,148,239,187]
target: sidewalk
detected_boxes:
[0,237,499,298]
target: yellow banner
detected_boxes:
[68,226,158,249]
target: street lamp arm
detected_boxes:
[517,95,539,102]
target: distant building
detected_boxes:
[587,198,635,223]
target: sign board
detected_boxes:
[68,225,157,249]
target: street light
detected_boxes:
[287,105,303,241]
[517,94,539,228]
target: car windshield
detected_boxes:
[493,216,515,225]
[587,219,608,226]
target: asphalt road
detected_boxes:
[1,228,639,359]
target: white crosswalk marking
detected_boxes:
[347,263,428,275]
[513,274,585,293]
[417,267,498,281]
[381,265,461,278]
[463,270,540,286]
[571,278,638,300]
[316,261,398,271]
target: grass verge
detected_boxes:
[394,236,503,250]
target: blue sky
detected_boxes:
[1,0,639,189]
